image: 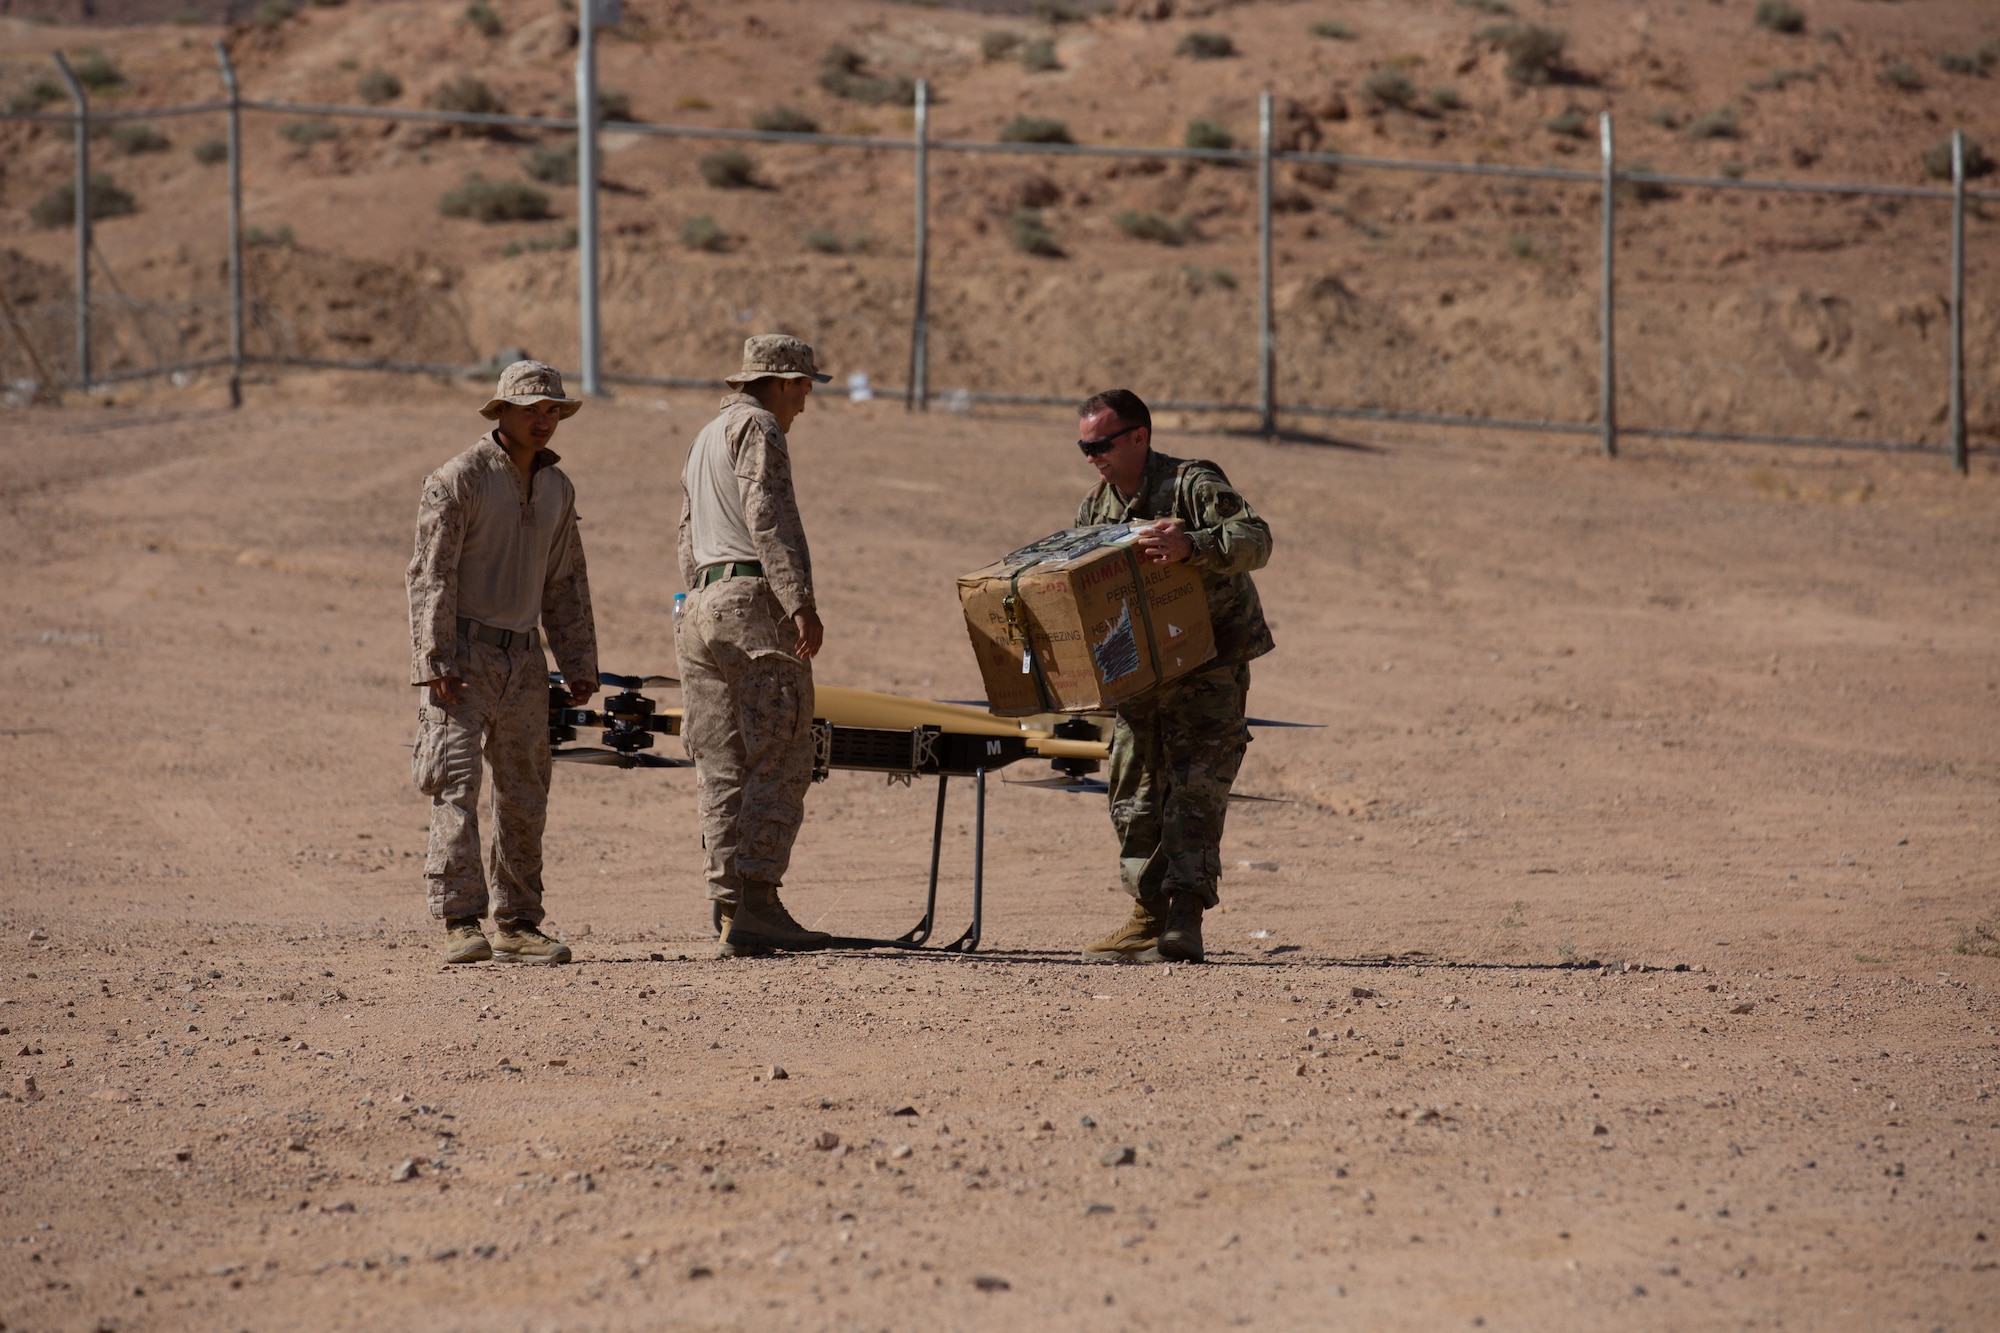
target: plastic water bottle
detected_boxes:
[672,591,686,624]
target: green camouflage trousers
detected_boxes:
[676,576,815,906]
[1106,662,1250,909]
[411,635,553,925]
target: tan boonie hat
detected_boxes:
[480,360,583,420]
[724,334,832,386]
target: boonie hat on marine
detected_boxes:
[724,334,832,385]
[480,360,583,420]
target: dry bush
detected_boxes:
[1010,210,1062,256]
[1020,38,1060,72]
[109,124,169,155]
[680,216,726,252]
[752,106,818,134]
[1175,31,1236,60]
[30,174,136,229]
[1000,115,1073,144]
[1184,118,1233,151]
[1753,2,1805,35]
[698,149,757,189]
[523,143,577,186]
[356,68,402,105]
[439,176,551,223]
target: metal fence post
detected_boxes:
[214,42,244,408]
[51,53,90,390]
[1257,91,1275,437]
[575,0,602,396]
[908,79,930,413]
[1950,130,1968,475]
[1598,111,1618,459]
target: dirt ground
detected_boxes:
[2,373,1998,1330]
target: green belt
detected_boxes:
[696,560,764,588]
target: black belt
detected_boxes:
[457,617,540,651]
[696,561,764,588]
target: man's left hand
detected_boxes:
[1132,518,1193,564]
[566,678,598,706]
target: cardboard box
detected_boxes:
[958,524,1215,716]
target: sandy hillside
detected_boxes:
[3,0,2000,443]
[0,373,1996,1327]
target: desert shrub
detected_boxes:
[69,53,123,90]
[356,68,402,104]
[1687,107,1739,140]
[1115,209,1188,245]
[244,223,294,247]
[1184,117,1233,152]
[191,137,228,165]
[1648,107,1683,130]
[1208,267,1237,289]
[1363,68,1418,110]
[1934,50,1988,77]
[429,76,502,117]
[1749,65,1820,91]
[7,78,62,112]
[818,44,917,106]
[999,115,1072,144]
[109,124,169,154]
[675,94,710,111]
[29,174,136,228]
[1617,160,1672,203]
[1458,0,1513,12]
[251,1,296,30]
[1009,209,1062,257]
[1020,38,1060,72]
[280,119,339,146]
[1307,19,1354,40]
[524,142,578,185]
[698,148,757,188]
[1878,61,1923,92]
[1175,31,1236,60]
[501,226,577,257]
[439,175,551,222]
[465,1,501,37]
[1921,136,1995,180]
[1753,1,1805,35]
[1430,85,1463,112]
[1032,0,1086,21]
[803,228,843,254]
[980,30,1023,61]
[680,215,726,252]
[1481,23,1567,85]
[280,119,338,147]
[597,89,634,122]
[1544,109,1587,138]
[753,105,818,134]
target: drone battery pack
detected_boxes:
[957,524,1215,717]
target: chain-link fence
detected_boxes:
[3,39,1993,469]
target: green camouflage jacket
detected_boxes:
[1075,448,1275,666]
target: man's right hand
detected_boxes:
[425,676,466,706]
[792,608,824,660]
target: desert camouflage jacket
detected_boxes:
[406,432,597,687]
[677,393,815,617]
[1076,447,1275,667]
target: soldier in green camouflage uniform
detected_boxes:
[1072,389,1274,963]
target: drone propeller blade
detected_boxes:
[812,685,1021,735]
[600,671,680,690]
[553,747,693,769]
[1228,791,1292,803]
[553,747,631,766]
[1004,774,1110,795]
[1245,717,1324,729]
[1024,736,1110,761]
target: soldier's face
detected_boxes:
[495,399,564,452]
[1078,408,1149,494]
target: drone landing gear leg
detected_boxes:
[887,774,949,947]
[937,768,985,954]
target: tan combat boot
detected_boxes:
[491,920,572,965]
[1139,893,1206,964]
[717,881,833,956]
[714,901,775,959]
[442,917,491,965]
[1081,897,1167,963]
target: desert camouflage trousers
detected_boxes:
[411,635,553,925]
[675,577,815,906]
[1106,662,1251,910]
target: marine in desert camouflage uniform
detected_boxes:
[408,361,598,966]
[676,336,832,957]
[1071,389,1274,964]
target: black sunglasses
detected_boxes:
[1077,424,1138,457]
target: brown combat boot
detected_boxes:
[716,882,832,956]
[491,920,572,965]
[442,917,491,965]
[1081,896,1167,963]
[1139,893,1206,964]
